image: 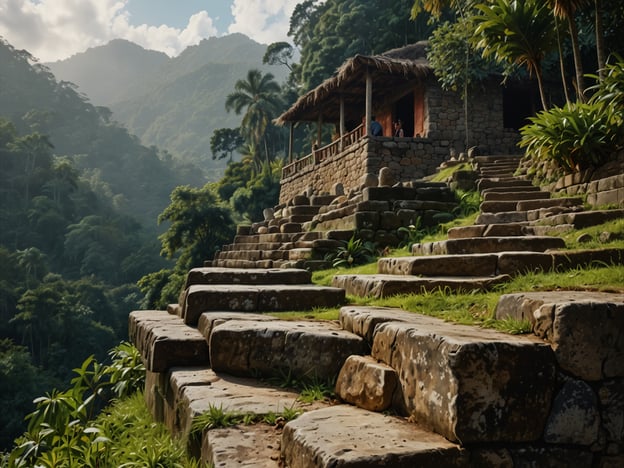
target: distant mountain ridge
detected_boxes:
[46,39,169,105]
[46,34,289,176]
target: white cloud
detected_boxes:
[0,0,218,62]
[228,0,299,45]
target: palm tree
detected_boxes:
[473,0,557,110]
[225,69,282,166]
[548,0,591,98]
[16,247,47,289]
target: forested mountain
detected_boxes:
[1,39,203,229]
[0,38,191,447]
[44,39,169,106]
[47,34,289,177]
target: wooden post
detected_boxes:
[365,69,372,135]
[317,114,323,146]
[339,94,345,151]
[288,122,294,163]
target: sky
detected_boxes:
[0,0,303,62]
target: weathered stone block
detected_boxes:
[354,211,379,230]
[447,225,487,239]
[476,211,528,224]
[483,223,528,237]
[371,319,556,443]
[551,248,624,271]
[379,211,402,230]
[597,379,624,448]
[471,447,593,468]
[332,274,509,299]
[166,367,303,438]
[339,306,422,343]
[209,320,367,381]
[282,406,468,468]
[196,311,276,341]
[534,301,624,381]
[129,310,209,372]
[377,254,498,277]
[335,355,398,411]
[183,285,259,325]
[184,266,312,289]
[544,379,600,445]
[497,252,553,275]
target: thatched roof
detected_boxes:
[276,42,431,125]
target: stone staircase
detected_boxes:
[334,155,624,298]
[130,267,624,466]
[212,180,459,271]
[128,154,624,466]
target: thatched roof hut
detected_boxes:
[275,42,431,126]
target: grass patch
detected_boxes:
[427,162,472,183]
[191,403,303,436]
[559,218,624,250]
[305,264,624,332]
[96,392,200,467]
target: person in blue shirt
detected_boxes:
[370,115,383,136]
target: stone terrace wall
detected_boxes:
[279,137,452,204]
[544,151,624,208]
[279,76,520,205]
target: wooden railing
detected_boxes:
[282,124,365,179]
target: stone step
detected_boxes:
[129,310,209,372]
[282,405,468,467]
[411,236,566,256]
[282,205,321,217]
[478,170,520,178]
[534,208,624,228]
[483,191,551,201]
[222,242,283,251]
[215,250,287,261]
[180,284,346,325]
[481,185,542,193]
[494,291,624,381]
[475,211,529,224]
[363,186,457,203]
[480,196,584,213]
[447,223,530,239]
[209,319,367,381]
[479,200,524,213]
[379,249,624,277]
[332,273,510,298]
[473,154,523,164]
[378,254,499,276]
[340,306,556,444]
[146,366,327,462]
[478,179,533,192]
[279,222,303,233]
[479,166,520,174]
[211,259,269,269]
[517,197,584,211]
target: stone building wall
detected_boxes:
[279,77,521,204]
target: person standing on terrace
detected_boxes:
[370,115,383,136]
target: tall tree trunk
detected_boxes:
[568,15,586,100]
[595,0,606,80]
[555,14,572,103]
[535,66,549,111]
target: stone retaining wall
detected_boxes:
[543,151,624,208]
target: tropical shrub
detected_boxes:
[4,343,145,467]
[519,55,624,173]
[325,236,377,268]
